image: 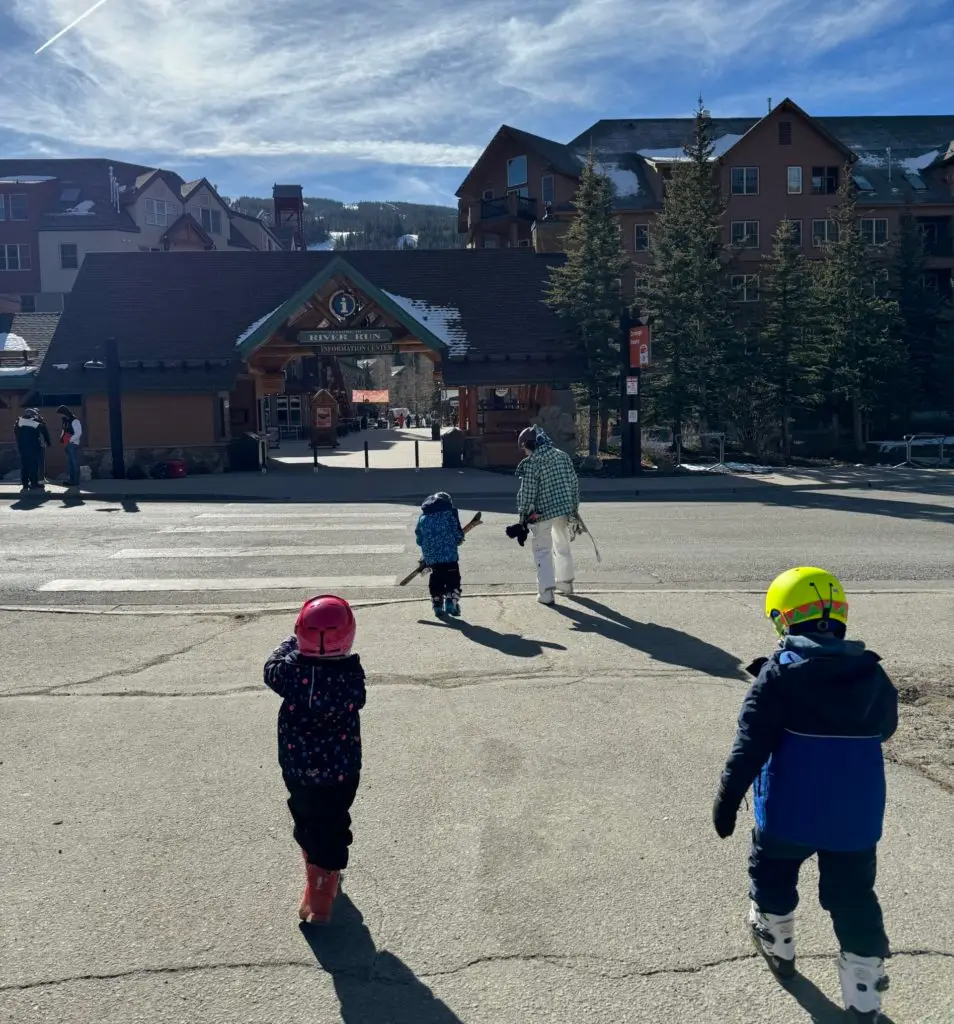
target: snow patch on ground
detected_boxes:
[0,332,29,352]
[382,290,467,356]
[679,461,773,474]
[595,162,641,197]
[235,305,283,347]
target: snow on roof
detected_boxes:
[901,150,942,172]
[53,363,69,370]
[329,230,357,240]
[63,200,95,215]
[0,365,36,376]
[710,133,746,157]
[307,239,335,251]
[396,234,419,249]
[595,162,641,197]
[637,132,745,163]
[382,290,468,357]
[0,175,57,184]
[0,332,30,352]
[343,203,359,211]
[854,149,942,172]
[235,304,283,347]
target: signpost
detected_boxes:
[619,311,649,477]
[299,328,393,355]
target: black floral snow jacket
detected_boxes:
[263,637,367,786]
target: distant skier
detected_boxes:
[264,595,366,925]
[415,491,465,617]
[712,567,898,1022]
[14,408,51,493]
[516,427,580,605]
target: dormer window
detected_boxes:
[200,206,222,234]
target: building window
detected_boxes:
[812,219,839,246]
[860,218,888,246]
[60,243,79,270]
[787,166,802,194]
[778,121,793,146]
[0,244,30,271]
[7,194,28,220]
[731,220,760,248]
[481,189,494,201]
[20,294,35,313]
[634,277,648,297]
[634,225,650,252]
[507,155,528,189]
[145,197,176,226]
[787,219,803,247]
[200,207,223,234]
[731,274,760,302]
[812,166,839,195]
[731,167,759,195]
[541,174,554,206]
[920,222,939,247]
[516,239,531,247]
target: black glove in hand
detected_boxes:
[712,789,738,839]
[506,522,530,547]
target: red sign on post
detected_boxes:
[629,325,651,369]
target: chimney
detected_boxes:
[767,97,772,114]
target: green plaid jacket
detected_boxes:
[516,444,580,522]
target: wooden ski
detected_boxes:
[398,511,482,586]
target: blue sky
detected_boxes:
[1,0,952,207]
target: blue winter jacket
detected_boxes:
[719,635,898,851]
[415,493,465,565]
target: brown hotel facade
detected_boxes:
[457,99,954,298]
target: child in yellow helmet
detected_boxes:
[712,567,898,1023]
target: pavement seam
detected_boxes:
[3,948,951,993]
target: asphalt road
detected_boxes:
[4,484,954,610]
[2,486,954,1023]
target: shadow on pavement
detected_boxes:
[419,618,567,657]
[556,595,747,680]
[301,893,463,1024]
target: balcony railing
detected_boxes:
[479,194,537,221]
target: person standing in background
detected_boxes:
[56,405,83,491]
[14,409,51,493]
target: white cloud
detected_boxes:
[0,0,940,175]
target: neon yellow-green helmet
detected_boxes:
[765,567,848,637]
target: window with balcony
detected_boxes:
[200,207,223,234]
[145,197,177,226]
[60,243,79,270]
[861,218,888,246]
[0,244,31,271]
[634,224,650,251]
[541,174,554,206]
[811,166,839,195]
[731,274,760,302]
[731,167,759,195]
[787,166,802,194]
[731,220,760,248]
[812,219,839,246]
[7,194,27,220]
[507,155,528,188]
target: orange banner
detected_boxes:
[352,389,389,404]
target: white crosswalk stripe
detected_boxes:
[110,546,405,558]
[39,577,398,592]
[161,524,408,533]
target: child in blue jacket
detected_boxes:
[415,491,465,617]
[713,567,898,1022]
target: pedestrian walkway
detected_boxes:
[271,427,443,471]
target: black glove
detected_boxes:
[506,522,529,547]
[745,656,769,678]
[712,785,738,839]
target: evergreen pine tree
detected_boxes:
[759,218,825,460]
[642,100,733,439]
[812,168,900,450]
[546,154,629,460]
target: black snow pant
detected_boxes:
[428,562,461,602]
[748,828,890,958]
[286,776,360,871]
[18,448,41,489]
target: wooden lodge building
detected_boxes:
[25,249,582,476]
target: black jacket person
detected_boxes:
[14,409,51,490]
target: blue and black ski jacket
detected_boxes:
[719,634,898,851]
[415,492,464,565]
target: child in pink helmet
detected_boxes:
[263,594,366,924]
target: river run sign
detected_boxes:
[299,328,394,354]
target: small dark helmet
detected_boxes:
[518,426,538,451]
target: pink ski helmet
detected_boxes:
[295,595,356,657]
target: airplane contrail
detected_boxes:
[34,0,115,55]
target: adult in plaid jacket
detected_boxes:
[516,427,580,604]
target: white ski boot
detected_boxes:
[838,952,888,1021]
[748,902,796,980]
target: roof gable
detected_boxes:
[457,125,580,196]
[715,97,854,163]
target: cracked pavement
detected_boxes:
[4,488,954,1022]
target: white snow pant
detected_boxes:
[530,516,574,596]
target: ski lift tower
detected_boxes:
[272,184,306,251]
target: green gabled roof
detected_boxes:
[233,256,450,359]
